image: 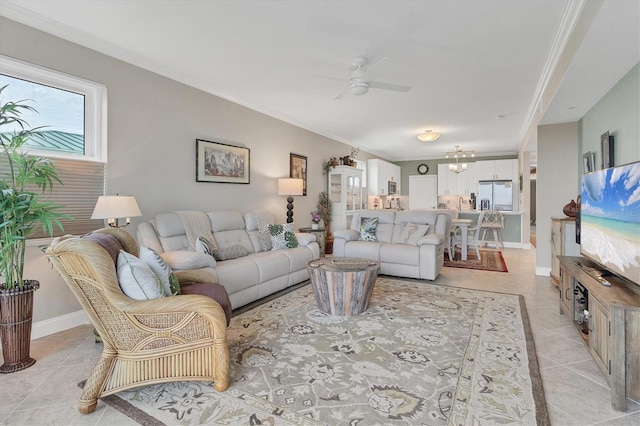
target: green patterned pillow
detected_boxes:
[268,223,299,249]
[139,246,181,296]
[116,250,165,300]
[359,217,379,241]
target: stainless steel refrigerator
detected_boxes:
[478,180,513,211]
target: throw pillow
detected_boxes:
[268,223,299,249]
[116,250,164,300]
[80,232,123,264]
[359,217,379,241]
[212,244,250,261]
[139,246,181,296]
[196,236,215,256]
[257,232,272,252]
[400,222,430,245]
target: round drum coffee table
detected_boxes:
[307,258,380,316]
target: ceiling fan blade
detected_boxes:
[334,89,350,100]
[363,56,389,72]
[368,80,411,92]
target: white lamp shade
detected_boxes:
[91,195,142,220]
[277,178,304,196]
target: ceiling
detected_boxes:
[1,1,638,163]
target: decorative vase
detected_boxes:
[563,199,578,217]
[0,280,39,373]
[312,223,319,230]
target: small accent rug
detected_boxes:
[85,278,546,425]
[444,249,508,272]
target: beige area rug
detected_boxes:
[444,249,509,273]
[87,278,548,425]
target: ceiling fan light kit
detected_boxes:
[335,56,412,99]
[417,130,440,142]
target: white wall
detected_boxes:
[535,122,579,276]
[0,17,376,327]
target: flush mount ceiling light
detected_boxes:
[417,130,440,142]
[445,145,475,174]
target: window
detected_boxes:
[1,55,107,238]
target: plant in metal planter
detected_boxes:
[0,85,68,373]
[316,191,333,254]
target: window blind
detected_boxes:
[1,156,105,238]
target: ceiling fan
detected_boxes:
[335,56,411,100]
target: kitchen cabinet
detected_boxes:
[367,159,400,196]
[558,256,640,411]
[476,159,516,181]
[437,163,476,195]
[550,217,580,286]
[328,165,363,232]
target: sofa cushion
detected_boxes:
[139,246,181,296]
[400,223,430,245]
[359,217,379,241]
[161,250,216,270]
[380,243,421,266]
[269,223,298,249]
[116,250,164,300]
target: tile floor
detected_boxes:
[1,247,639,425]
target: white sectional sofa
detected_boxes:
[332,209,451,280]
[137,210,320,309]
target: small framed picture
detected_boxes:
[582,151,595,173]
[290,153,307,196]
[601,131,614,169]
[196,139,250,184]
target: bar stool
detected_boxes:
[480,210,504,249]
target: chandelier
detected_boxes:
[445,145,475,174]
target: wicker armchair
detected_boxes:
[46,227,229,414]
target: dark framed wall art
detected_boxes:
[196,139,250,184]
[601,131,614,169]
[290,153,307,196]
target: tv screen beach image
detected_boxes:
[581,162,640,283]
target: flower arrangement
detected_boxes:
[316,192,332,229]
[310,211,321,223]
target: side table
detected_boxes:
[299,227,326,257]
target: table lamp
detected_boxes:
[277,178,304,223]
[91,195,142,228]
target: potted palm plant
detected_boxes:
[0,85,67,373]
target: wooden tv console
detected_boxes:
[558,256,640,411]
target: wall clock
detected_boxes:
[417,163,429,175]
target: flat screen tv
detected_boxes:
[580,160,640,286]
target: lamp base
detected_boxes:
[286,196,294,223]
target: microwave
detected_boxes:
[388,180,397,195]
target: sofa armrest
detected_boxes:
[161,250,216,270]
[417,234,445,246]
[334,229,360,241]
[295,232,317,247]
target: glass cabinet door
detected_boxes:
[346,176,354,210]
[330,173,342,204]
[353,176,361,210]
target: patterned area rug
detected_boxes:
[444,249,509,272]
[90,278,547,425]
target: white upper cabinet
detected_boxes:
[437,162,477,195]
[476,159,516,180]
[367,159,401,196]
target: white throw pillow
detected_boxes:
[116,250,164,300]
[400,223,430,245]
[196,236,215,256]
[139,246,181,296]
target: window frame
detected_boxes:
[0,54,107,162]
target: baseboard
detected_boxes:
[31,310,91,340]
[535,267,552,277]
